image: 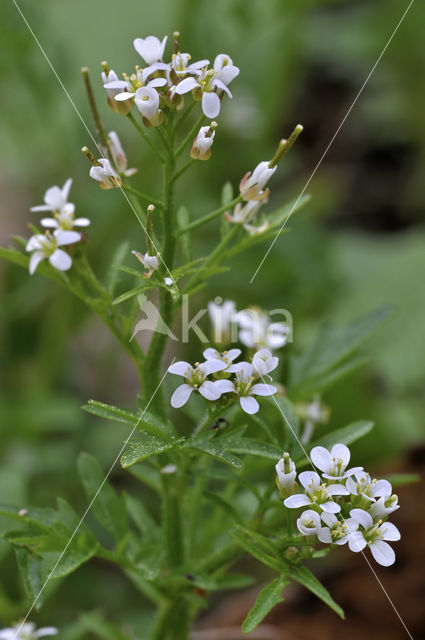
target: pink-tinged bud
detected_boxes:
[239,161,276,201]
[89,159,122,190]
[190,123,216,160]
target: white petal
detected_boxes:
[320,501,341,514]
[171,384,193,408]
[74,217,91,227]
[226,348,241,361]
[35,628,58,638]
[310,446,332,473]
[199,380,221,401]
[348,531,367,552]
[203,347,219,360]
[379,522,401,542]
[283,494,311,509]
[250,383,276,397]
[298,471,321,491]
[62,178,73,201]
[115,92,135,101]
[371,479,392,498]
[55,230,81,245]
[327,483,349,496]
[199,359,226,376]
[149,77,168,88]
[350,508,373,529]
[370,540,395,566]
[240,395,259,414]
[104,80,128,89]
[202,92,220,118]
[40,218,58,228]
[175,77,198,95]
[29,251,44,274]
[213,379,235,394]
[30,204,51,212]
[320,512,337,527]
[49,248,72,271]
[331,443,351,466]
[318,527,333,543]
[168,361,192,376]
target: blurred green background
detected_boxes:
[0,0,424,635]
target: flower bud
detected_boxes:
[275,452,297,498]
[190,122,217,160]
[89,158,122,190]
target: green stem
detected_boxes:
[171,158,196,182]
[127,112,166,164]
[175,100,196,130]
[81,67,110,155]
[177,194,242,235]
[121,184,163,210]
[149,601,175,640]
[184,224,240,293]
[176,113,205,157]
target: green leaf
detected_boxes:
[203,491,243,524]
[184,436,242,469]
[224,437,282,460]
[242,575,288,633]
[79,611,132,640]
[231,526,284,572]
[385,472,420,487]
[267,194,311,228]
[82,399,176,440]
[121,435,174,468]
[271,396,301,442]
[105,241,130,295]
[14,547,43,610]
[77,453,128,542]
[215,573,255,590]
[289,306,393,392]
[292,356,367,397]
[112,281,159,305]
[288,565,344,618]
[221,181,234,206]
[124,493,159,538]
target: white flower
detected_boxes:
[164,277,174,286]
[102,69,121,100]
[203,347,241,369]
[317,512,358,545]
[310,443,363,481]
[175,68,232,119]
[107,131,137,176]
[239,161,276,201]
[134,35,168,66]
[134,86,163,127]
[31,178,73,214]
[26,230,81,274]
[213,54,240,87]
[168,359,227,408]
[368,494,400,519]
[348,508,400,566]
[225,200,264,225]
[0,622,57,639]
[346,472,392,503]
[252,348,278,377]
[275,453,297,496]
[132,250,159,278]
[190,124,216,160]
[40,204,90,232]
[102,69,134,115]
[237,308,289,350]
[208,299,236,345]
[107,71,167,104]
[171,52,209,79]
[284,470,349,513]
[89,159,122,189]
[219,361,277,414]
[297,509,322,537]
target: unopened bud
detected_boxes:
[269,124,303,168]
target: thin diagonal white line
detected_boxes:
[260,375,413,639]
[250,0,415,284]
[17,361,174,633]
[10,0,174,281]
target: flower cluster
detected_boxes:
[27,179,89,274]
[208,299,290,350]
[276,444,401,566]
[0,622,57,640]
[102,34,239,132]
[168,348,278,414]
